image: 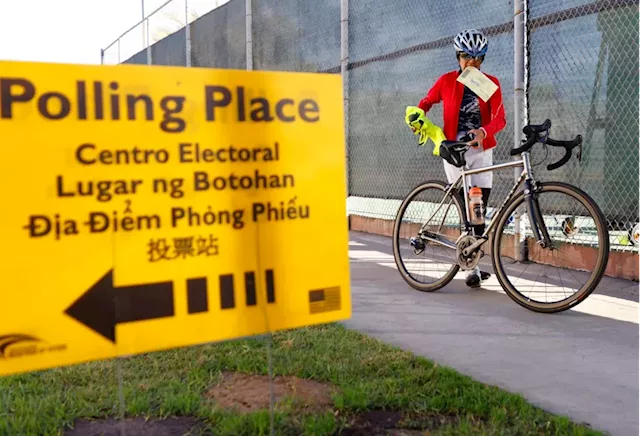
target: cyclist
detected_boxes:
[413,28,506,288]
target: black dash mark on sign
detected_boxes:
[309,287,341,314]
[266,269,275,303]
[217,271,276,310]
[64,269,174,343]
[187,277,208,314]
[220,274,235,309]
[245,272,257,306]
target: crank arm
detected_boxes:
[461,237,489,256]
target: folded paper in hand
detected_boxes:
[456,67,498,102]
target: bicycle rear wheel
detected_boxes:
[491,181,610,313]
[392,180,465,292]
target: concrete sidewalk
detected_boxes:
[343,230,639,436]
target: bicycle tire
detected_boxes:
[491,181,610,313]
[392,180,465,292]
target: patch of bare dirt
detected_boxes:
[64,416,204,436]
[339,411,406,435]
[205,371,338,413]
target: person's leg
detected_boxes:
[453,186,491,234]
[457,146,493,228]
[463,147,494,287]
[443,160,461,186]
[472,187,492,236]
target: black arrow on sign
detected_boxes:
[64,270,174,344]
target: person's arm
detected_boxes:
[417,74,444,113]
[480,76,506,139]
[468,76,506,147]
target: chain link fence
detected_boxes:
[103,0,638,256]
[346,0,515,220]
[526,0,639,251]
[346,0,638,255]
[102,0,234,67]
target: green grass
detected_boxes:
[0,323,601,435]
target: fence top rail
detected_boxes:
[101,0,176,53]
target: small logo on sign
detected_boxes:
[0,334,67,359]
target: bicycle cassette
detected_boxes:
[410,236,425,254]
[456,235,482,271]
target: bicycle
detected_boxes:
[392,119,610,313]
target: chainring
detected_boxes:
[456,235,482,271]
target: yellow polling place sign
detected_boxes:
[0,60,351,377]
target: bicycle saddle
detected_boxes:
[439,140,469,168]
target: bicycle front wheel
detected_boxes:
[491,181,610,313]
[392,180,465,292]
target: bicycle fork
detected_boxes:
[522,153,553,249]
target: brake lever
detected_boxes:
[539,128,550,145]
[577,141,583,163]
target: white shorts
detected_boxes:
[443,131,493,189]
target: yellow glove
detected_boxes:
[404,106,447,156]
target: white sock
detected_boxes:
[466,266,480,279]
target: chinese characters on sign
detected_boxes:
[147,234,219,262]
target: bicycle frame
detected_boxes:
[418,150,552,252]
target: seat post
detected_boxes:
[461,165,472,227]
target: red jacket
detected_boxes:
[417,70,506,151]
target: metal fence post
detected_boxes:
[146,18,152,65]
[143,0,150,66]
[245,0,253,70]
[513,0,526,262]
[185,0,192,67]
[141,0,146,50]
[341,0,350,199]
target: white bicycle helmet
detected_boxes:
[453,29,488,57]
